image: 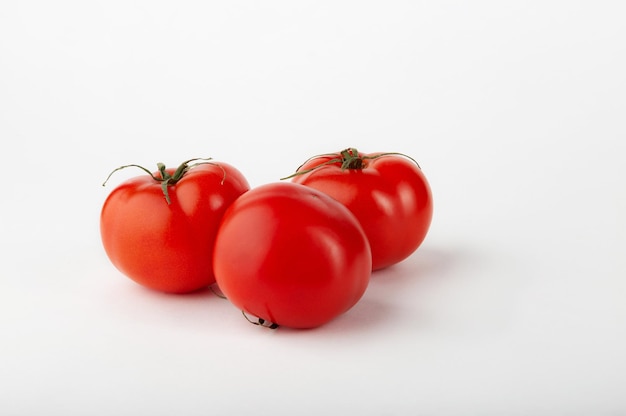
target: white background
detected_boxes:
[1,1,625,415]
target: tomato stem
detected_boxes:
[102,157,222,205]
[241,311,279,329]
[209,284,227,300]
[281,148,421,180]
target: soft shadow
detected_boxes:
[372,245,471,285]
[276,245,477,335]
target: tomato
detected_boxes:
[100,158,249,294]
[287,148,433,270]
[213,182,371,329]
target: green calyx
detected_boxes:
[339,148,365,170]
[102,157,219,204]
[281,147,420,180]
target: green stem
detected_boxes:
[281,147,421,180]
[102,157,217,205]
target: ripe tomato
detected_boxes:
[100,158,249,294]
[287,148,433,270]
[213,182,371,329]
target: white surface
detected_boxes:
[1,1,625,415]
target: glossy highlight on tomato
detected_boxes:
[213,182,372,329]
[100,159,249,294]
[288,148,433,270]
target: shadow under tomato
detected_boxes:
[372,244,485,301]
[298,245,472,334]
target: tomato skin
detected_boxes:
[100,162,249,294]
[213,182,371,329]
[290,151,433,270]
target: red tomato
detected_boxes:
[213,182,371,329]
[100,159,249,294]
[288,148,433,270]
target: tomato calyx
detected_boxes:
[102,157,224,204]
[209,284,227,299]
[281,148,421,180]
[242,311,280,329]
[339,148,364,169]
